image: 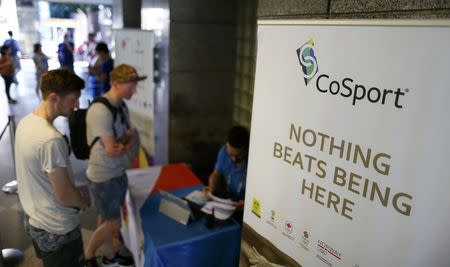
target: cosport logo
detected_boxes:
[296,40,409,109]
[296,39,319,86]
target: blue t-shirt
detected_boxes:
[57,42,74,68]
[101,58,114,92]
[4,38,19,56]
[214,145,247,201]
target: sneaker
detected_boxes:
[85,257,99,267]
[114,253,134,267]
[101,256,119,267]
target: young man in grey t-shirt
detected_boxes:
[84,64,144,267]
[15,69,89,267]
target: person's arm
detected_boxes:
[97,72,106,82]
[65,41,74,53]
[88,103,125,157]
[204,145,227,197]
[102,127,140,157]
[48,167,89,211]
[9,57,15,70]
[123,128,141,167]
[100,135,125,156]
[15,40,20,52]
[98,59,113,82]
[122,128,139,151]
[0,58,14,74]
[33,56,45,72]
[76,42,86,55]
[0,59,8,72]
[234,200,245,209]
[208,170,222,194]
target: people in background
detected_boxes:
[77,32,97,64]
[84,64,143,267]
[57,33,74,71]
[3,31,21,84]
[0,45,16,104]
[87,42,114,98]
[94,42,114,94]
[15,69,89,267]
[206,126,250,212]
[32,43,49,97]
[87,53,103,98]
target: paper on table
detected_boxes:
[201,201,236,220]
[125,166,162,210]
[184,190,207,206]
[207,192,239,206]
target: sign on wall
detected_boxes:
[241,21,450,267]
[114,29,155,157]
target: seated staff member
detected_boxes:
[206,126,250,209]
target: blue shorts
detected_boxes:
[88,175,128,220]
[24,214,84,267]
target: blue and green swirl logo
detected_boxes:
[296,39,318,86]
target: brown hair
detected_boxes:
[40,69,85,99]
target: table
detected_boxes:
[124,164,242,267]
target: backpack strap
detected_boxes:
[118,101,130,130]
[91,96,119,136]
[89,97,129,149]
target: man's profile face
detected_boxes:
[226,143,246,165]
[57,92,80,117]
[119,81,137,100]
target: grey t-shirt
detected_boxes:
[15,113,79,235]
[86,97,129,183]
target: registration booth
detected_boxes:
[121,163,241,267]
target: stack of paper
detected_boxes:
[201,193,238,220]
[184,190,207,206]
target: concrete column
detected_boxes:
[112,0,141,29]
[169,0,238,180]
[258,0,450,19]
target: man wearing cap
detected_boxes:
[84,64,146,267]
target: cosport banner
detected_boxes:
[240,21,450,267]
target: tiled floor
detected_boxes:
[0,59,98,266]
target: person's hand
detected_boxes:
[122,130,135,152]
[78,196,90,213]
[105,142,125,156]
[233,200,245,210]
[78,186,91,207]
[203,187,213,200]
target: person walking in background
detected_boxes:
[94,42,114,94]
[15,69,89,267]
[77,32,97,64]
[86,41,104,98]
[3,31,21,84]
[84,64,144,267]
[32,43,49,97]
[57,33,74,71]
[87,42,114,98]
[0,45,17,104]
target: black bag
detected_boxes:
[68,97,128,160]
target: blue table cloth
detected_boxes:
[140,185,241,267]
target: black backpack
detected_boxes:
[68,97,128,160]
